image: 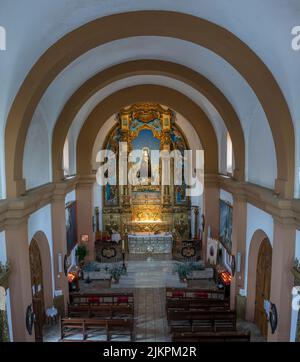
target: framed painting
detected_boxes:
[174,183,187,205]
[219,199,233,253]
[104,183,118,206]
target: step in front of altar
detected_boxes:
[128,234,173,254]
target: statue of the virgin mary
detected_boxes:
[137,147,151,184]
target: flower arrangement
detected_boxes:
[292,258,300,282]
[173,261,205,282]
[0,261,10,275]
[108,264,126,283]
[84,261,102,272]
[174,263,189,281]
[0,261,10,289]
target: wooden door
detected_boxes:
[29,239,45,342]
[254,238,272,338]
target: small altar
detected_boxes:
[128,233,173,254]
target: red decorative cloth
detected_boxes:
[88,297,101,303]
[194,292,208,298]
[172,291,184,298]
[117,296,129,304]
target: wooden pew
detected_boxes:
[67,304,134,319]
[167,310,236,332]
[166,288,225,300]
[166,298,230,312]
[61,318,134,341]
[170,324,235,334]
[172,331,251,342]
[69,292,134,305]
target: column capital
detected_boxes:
[7,178,26,198]
[204,173,220,188]
[233,193,247,203]
[275,178,293,199]
[52,179,78,203]
[76,174,96,189]
[272,215,296,229]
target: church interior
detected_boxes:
[0,1,300,344]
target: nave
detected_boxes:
[1,1,300,344]
[43,256,264,343]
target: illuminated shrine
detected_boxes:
[102,104,191,245]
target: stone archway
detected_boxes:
[51,60,245,182]
[4,11,294,198]
[29,232,53,342]
[76,84,218,176]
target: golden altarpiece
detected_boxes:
[102,104,191,242]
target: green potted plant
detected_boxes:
[292,258,300,280]
[0,261,10,290]
[75,243,88,267]
[174,263,190,282]
[109,265,124,283]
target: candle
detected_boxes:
[122,240,125,251]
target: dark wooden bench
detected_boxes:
[61,318,134,341]
[67,304,134,319]
[60,339,103,342]
[166,288,225,300]
[166,298,230,312]
[170,324,236,334]
[172,331,251,342]
[69,292,134,305]
[167,310,236,332]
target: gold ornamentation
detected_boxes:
[175,214,188,238]
[102,103,190,239]
[119,103,172,141]
[125,220,170,234]
[132,205,162,222]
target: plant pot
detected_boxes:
[179,275,187,283]
[0,270,10,290]
[292,267,300,282]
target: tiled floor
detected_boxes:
[134,288,170,342]
[44,254,264,342]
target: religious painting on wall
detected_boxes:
[219,200,233,253]
[66,201,78,255]
[105,183,118,206]
[175,184,186,205]
[171,126,188,205]
[104,125,121,206]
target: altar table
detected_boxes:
[128,233,173,254]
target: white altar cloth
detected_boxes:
[128,233,173,254]
[111,233,121,243]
